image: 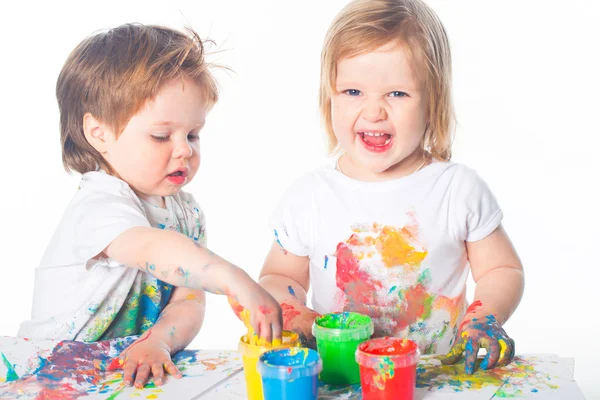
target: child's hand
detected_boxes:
[94,330,182,388]
[228,276,283,344]
[441,313,515,374]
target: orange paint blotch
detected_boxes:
[376,226,427,270]
[434,294,465,326]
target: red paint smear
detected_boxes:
[396,284,429,330]
[466,300,483,314]
[35,382,87,399]
[105,357,124,371]
[258,305,272,315]
[335,243,383,309]
[124,329,153,355]
[281,303,301,329]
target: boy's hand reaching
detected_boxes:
[228,275,283,344]
[94,329,182,388]
[441,301,515,374]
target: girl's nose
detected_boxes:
[361,98,387,123]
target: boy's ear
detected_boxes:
[83,113,112,153]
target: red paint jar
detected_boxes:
[355,337,420,400]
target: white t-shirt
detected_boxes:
[18,171,206,341]
[271,159,502,354]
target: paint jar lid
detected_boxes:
[355,337,420,368]
[258,348,322,380]
[312,312,374,342]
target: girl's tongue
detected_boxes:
[361,132,391,146]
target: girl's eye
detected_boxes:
[151,135,169,142]
[344,89,361,96]
[188,133,200,142]
[389,91,408,97]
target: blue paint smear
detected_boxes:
[324,255,328,269]
[274,229,287,250]
[288,286,297,298]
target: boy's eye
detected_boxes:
[188,133,200,142]
[343,89,361,96]
[151,135,169,142]
[389,91,408,97]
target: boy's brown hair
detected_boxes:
[57,24,219,174]
[320,0,454,160]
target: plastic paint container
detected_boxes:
[239,330,300,400]
[312,312,374,385]
[356,337,420,400]
[258,348,322,400]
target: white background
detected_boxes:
[1,0,599,398]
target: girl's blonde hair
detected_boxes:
[57,24,219,174]
[319,0,454,160]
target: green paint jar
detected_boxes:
[312,312,374,385]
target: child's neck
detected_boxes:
[341,149,430,182]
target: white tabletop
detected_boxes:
[0,336,586,400]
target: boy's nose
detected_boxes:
[173,141,193,159]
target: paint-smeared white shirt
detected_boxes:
[18,171,206,341]
[271,159,502,354]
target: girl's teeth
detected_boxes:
[363,132,386,136]
[384,138,390,145]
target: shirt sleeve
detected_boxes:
[451,165,503,242]
[41,173,151,268]
[269,175,316,257]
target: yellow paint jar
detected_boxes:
[238,331,300,400]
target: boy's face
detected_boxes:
[103,77,207,206]
[331,41,428,179]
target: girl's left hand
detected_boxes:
[94,330,182,388]
[441,312,515,374]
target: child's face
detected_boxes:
[103,77,206,205]
[331,41,428,176]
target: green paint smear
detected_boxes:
[316,312,371,329]
[1,353,19,382]
[105,387,125,400]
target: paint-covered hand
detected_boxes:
[227,276,283,344]
[441,310,515,374]
[281,302,320,349]
[94,331,182,388]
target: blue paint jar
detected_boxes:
[258,348,322,400]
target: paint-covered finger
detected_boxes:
[258,319,273,345]
[151,363,165,386]
[164,361,183,378]
[271,320,283,345]
[122,359,138,386]
[134,363,151,389]
[440,341,465,365]
[480,338,500,371]
[497,337,515,366]
[464,337,480,375]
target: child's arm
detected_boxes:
[259,241,321,348]
[442,225,524,373]
[104,226,282,341]
[109,287,206,387]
